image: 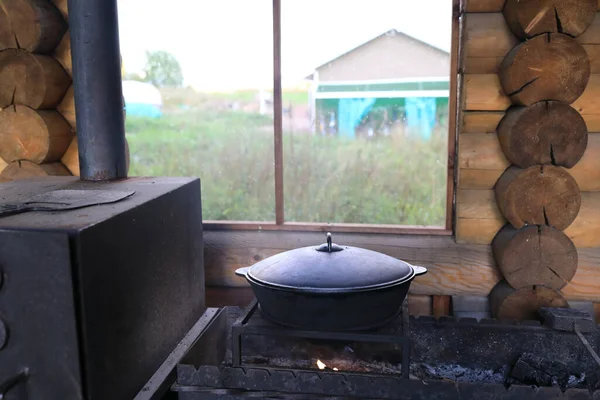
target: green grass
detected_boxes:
[126,110,447,225]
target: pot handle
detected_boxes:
[412,265,427,276]
[235,267,249,277]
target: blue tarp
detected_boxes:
[404,97,437,140]
[337,98,376,138]
[125,102,162,118]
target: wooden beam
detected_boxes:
[408,295,433,316]
[464,0,506,13]
[456,190,600,247]
[206,287,254,308]
[465,0,600,13]
[461,111,600,133]
[465,74,600,113]
[203,230,600,301]
[458,132,600,191]
[465,44,600,74]
[465,12,600,60]
[433,295,452,318]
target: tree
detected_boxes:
[143,50,184,88]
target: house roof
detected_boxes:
[305,29,450,80]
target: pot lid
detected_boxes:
[246,233,415,291]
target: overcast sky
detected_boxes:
[117,0,452,91]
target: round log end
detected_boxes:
[57,85,76,130]
[0,160,70,183]
[499,33,590,106]
[494,165,581,230]
[0,0,67,54]
[0,105,73,164]
[492,224,578,290]
[503,0,597,39]
[54,32,72,76]
[62,136,131,177]
[0,49,71,109]
[489,280,569,321]
[497,102,588,168]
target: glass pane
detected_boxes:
[281,0,451,226]
[118,0,275,221]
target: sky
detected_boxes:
[117,0,452,91]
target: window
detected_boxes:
[118,0,456,233]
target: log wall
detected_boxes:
[457,7,600,247]
[0,0,128,181]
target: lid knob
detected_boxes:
[315,232,344,253]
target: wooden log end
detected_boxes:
[499,33,590,106]
[0,105,73,164]
[51,0,68,20]
[57,85,75,130]
[489,280,569,321]
[0,157,7,175]
[0,160,70,182]
[503,0,597,39]
[492,224,578,290]
[495,165,581,230]
[0,0,67,54]
[0,49,71,109]
[497,102,588,168]
[53,32,72,76]
[61,136,131,177]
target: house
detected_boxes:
[306,29,450,139]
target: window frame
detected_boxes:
[203,0,460,236]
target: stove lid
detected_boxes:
[245,233,417,291]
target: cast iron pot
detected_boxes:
[235,233,427,331]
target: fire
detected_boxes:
[316,359,339,371]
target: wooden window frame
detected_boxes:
[203,0,461,236]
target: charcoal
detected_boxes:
[510,353,569,388]
[586,369,600,391]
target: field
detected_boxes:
[125,89,448,226]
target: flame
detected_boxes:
[316,359,339,371]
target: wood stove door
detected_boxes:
[0,230,83,399]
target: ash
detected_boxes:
[410,363,506,384]
[244,355,401,375]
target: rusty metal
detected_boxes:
[273,0,284,225]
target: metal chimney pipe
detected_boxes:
[67,0,128,181]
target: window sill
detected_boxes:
[203,221,452,236]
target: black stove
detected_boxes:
[135,300,600,400]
